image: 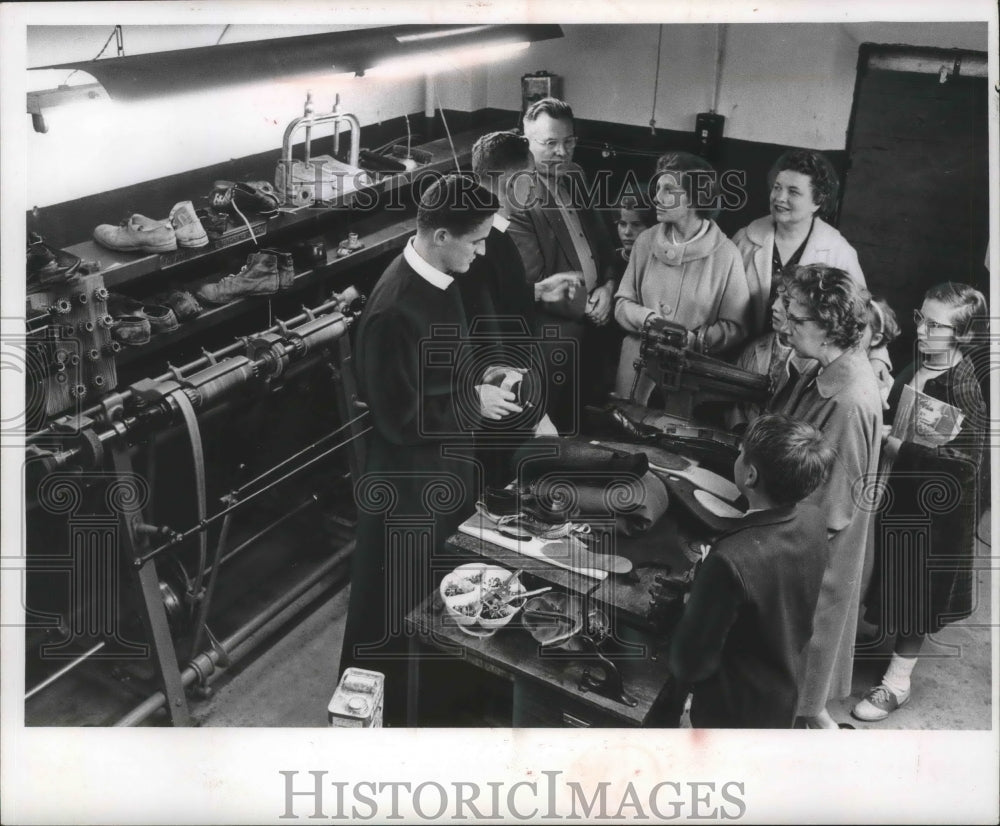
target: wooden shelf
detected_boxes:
[65,128,486,293]
[116,216,416,366]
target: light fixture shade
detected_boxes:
[29,24,564,100]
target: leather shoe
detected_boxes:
[27,232,81,289]
[94,215,178,254]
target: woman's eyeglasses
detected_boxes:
[913,310,955,332]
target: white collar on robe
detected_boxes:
[404,237,453,291]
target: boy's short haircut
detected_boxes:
[416,173,499,236]
[742,413,836,506]
[472,131,531,179]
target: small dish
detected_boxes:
[439,563,525,635]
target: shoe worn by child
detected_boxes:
[852,684,910,722]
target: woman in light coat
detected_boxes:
[614,152,750,404]
[766,264,883,729]
[733,149,890,384]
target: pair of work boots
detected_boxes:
[195,249,294,305]
[93,201,208,254]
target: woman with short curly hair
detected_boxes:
[765,263,883,729]
[731,148,892,405]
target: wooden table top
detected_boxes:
[405,591,676,727]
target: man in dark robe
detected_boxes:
[339,174,522,725]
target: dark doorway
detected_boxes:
[838,45,990,368]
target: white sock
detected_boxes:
[881,653,917,698]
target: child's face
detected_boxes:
[616,208,648,249]
[916,298,961,359]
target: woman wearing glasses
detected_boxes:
[853,283,988,723]
[613,151,750,404]
[767,264,883,729]
[732,149,891,384]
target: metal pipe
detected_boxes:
[188,507,233,661]
[114,540,354,727]
[230,413,367,498]
[25,641,106,700]
[211,495,319,574]
[136,427,370,567]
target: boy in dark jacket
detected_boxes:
[669,413,835,728]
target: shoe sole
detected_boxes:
[98,242,179,254]
[196,290,279,305]
[851,693,910,722]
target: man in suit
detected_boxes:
[508,98,618,431]
[667,413,835,728]
[465,130,581,467]
[339,174,522,725]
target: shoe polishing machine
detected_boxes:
[275,94,373,207]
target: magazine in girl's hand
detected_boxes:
[891,384,965,448]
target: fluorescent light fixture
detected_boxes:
[394,26,494,44]
[365,40,531,78]
[29,25,563,101]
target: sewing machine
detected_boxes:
[630,316,770,421]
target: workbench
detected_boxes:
[404,449,719,727]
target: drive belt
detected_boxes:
[167,388,208,609]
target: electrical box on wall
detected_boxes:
[522,71,563,114]
[695,112,725,162]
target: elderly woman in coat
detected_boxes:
[766,264,883,729]
[733,149,890,385]
[614,151,750,404]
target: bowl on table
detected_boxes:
[439,563,526,636]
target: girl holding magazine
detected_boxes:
[853,282,988,722]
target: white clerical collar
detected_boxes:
[404,237,453,290]
[492,212,510,233]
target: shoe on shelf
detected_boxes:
[195,207,231,239]
[168,201,209,248]
[851,685,910,722]
[106,292,145,317]
[27,232,82,290]
[260,248,295,289]
[94,215,178,254]
[195,250,281,305]
[111,314,151,347]
[210,180,280,219]
[142,304,180,334]
[152,289,203,322]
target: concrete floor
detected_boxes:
[197,512,993,730]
